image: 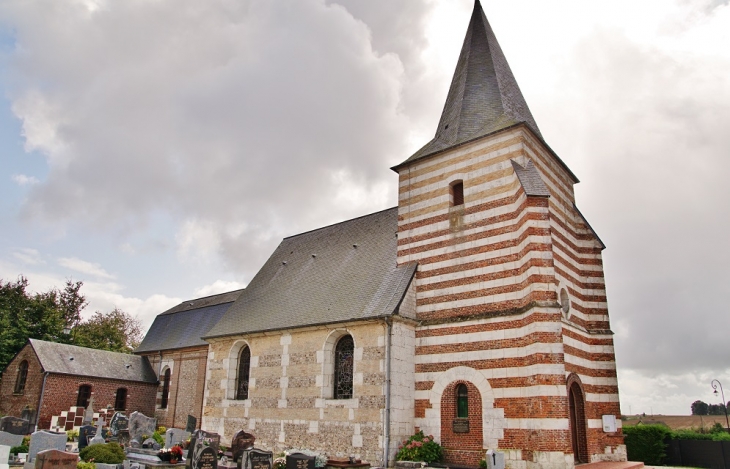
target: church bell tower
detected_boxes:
[392,1,624,466]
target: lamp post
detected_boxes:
[711,379,730,432]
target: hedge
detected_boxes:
[623,424,671,465]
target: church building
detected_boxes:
[140,2,625,468]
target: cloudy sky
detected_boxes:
[1,0,729,416]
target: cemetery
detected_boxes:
[2,407,505,469]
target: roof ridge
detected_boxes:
[282,206,397,240]
[178,288,245,305]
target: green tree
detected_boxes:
[73,308,143,353]
[0,277,69,372]
[691,400,709,415]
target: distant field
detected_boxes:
[623,414,730,430]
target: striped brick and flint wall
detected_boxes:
[396,125,624,468]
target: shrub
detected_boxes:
[67,429,79,442]
[672,428,730,441]
[623,424,671,465]
[152,431,165,446]
[10,445,29,454]
[77,462,96,469]
[80,443,126,464]
[395,431,443,464]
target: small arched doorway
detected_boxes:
[567,377,589,463]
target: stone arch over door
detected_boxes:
[567,373,589,463]
[440,381,483,466]
[422,366,504,450]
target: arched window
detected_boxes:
[236,346,251,400]
[451,181,464,206]
[456,383,468,418]
[334,335,354,399]
[14,360,28,394]
[77,385,92,408]
[114,388,127,410]
[161,368,171,409]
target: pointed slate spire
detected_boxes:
[398,0,541,166]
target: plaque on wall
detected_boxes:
[452,419,469,433]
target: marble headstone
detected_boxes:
[127,412,156,445]
[0,432,24,449]
[78,426,95,451]
[27,431,67,463]
[83,396,95,425]
[0,417,31,436]
[165,429,190,449]
[193,446,217,469]
[89,422,105,446]
[33,449,78,469]
[241,449,272,469]
[230,431,255,463]
[1,445,9,469]
[285,454,314,469]
[186,431,220,469]
[109,413,128,438]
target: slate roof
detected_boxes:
[205,207,417,339]
[511,160,550,197]
[135,290,243,353]
[397,0,541,167]
[29,339,158,383]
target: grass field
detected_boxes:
[623,414,730,430]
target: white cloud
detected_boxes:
[57,257,115,279]
[13,248,44,265]
[194,279,246,297]
[12,174,40,186]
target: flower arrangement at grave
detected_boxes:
[159,445,184,463]
[273,456,286,469]
[394,431,443,464]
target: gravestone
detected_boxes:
[484,450,504,469]
[0,417,31,436]
[109,413,128,438]
[78,426,95,451]
[128,412,156,445]
[241,449,272,469]
[83,396,95,425]
[89,421,106,446]
[193,447,217,469]
[186,431,220,469]
[185,416,197,434]
[285,454,314,469]
[27,431,67,462]
[165,429,190,449]
[34,449,77,469]
[1,445,9,469]
[20,408,35,424]
[141,438,159,450]
[0,431,24,448]
[23,431,67,469]
[230,431,255,463]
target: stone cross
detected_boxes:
[89,421,105,446]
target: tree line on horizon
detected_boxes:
[691,399,730,416]
[0,276,143,374]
